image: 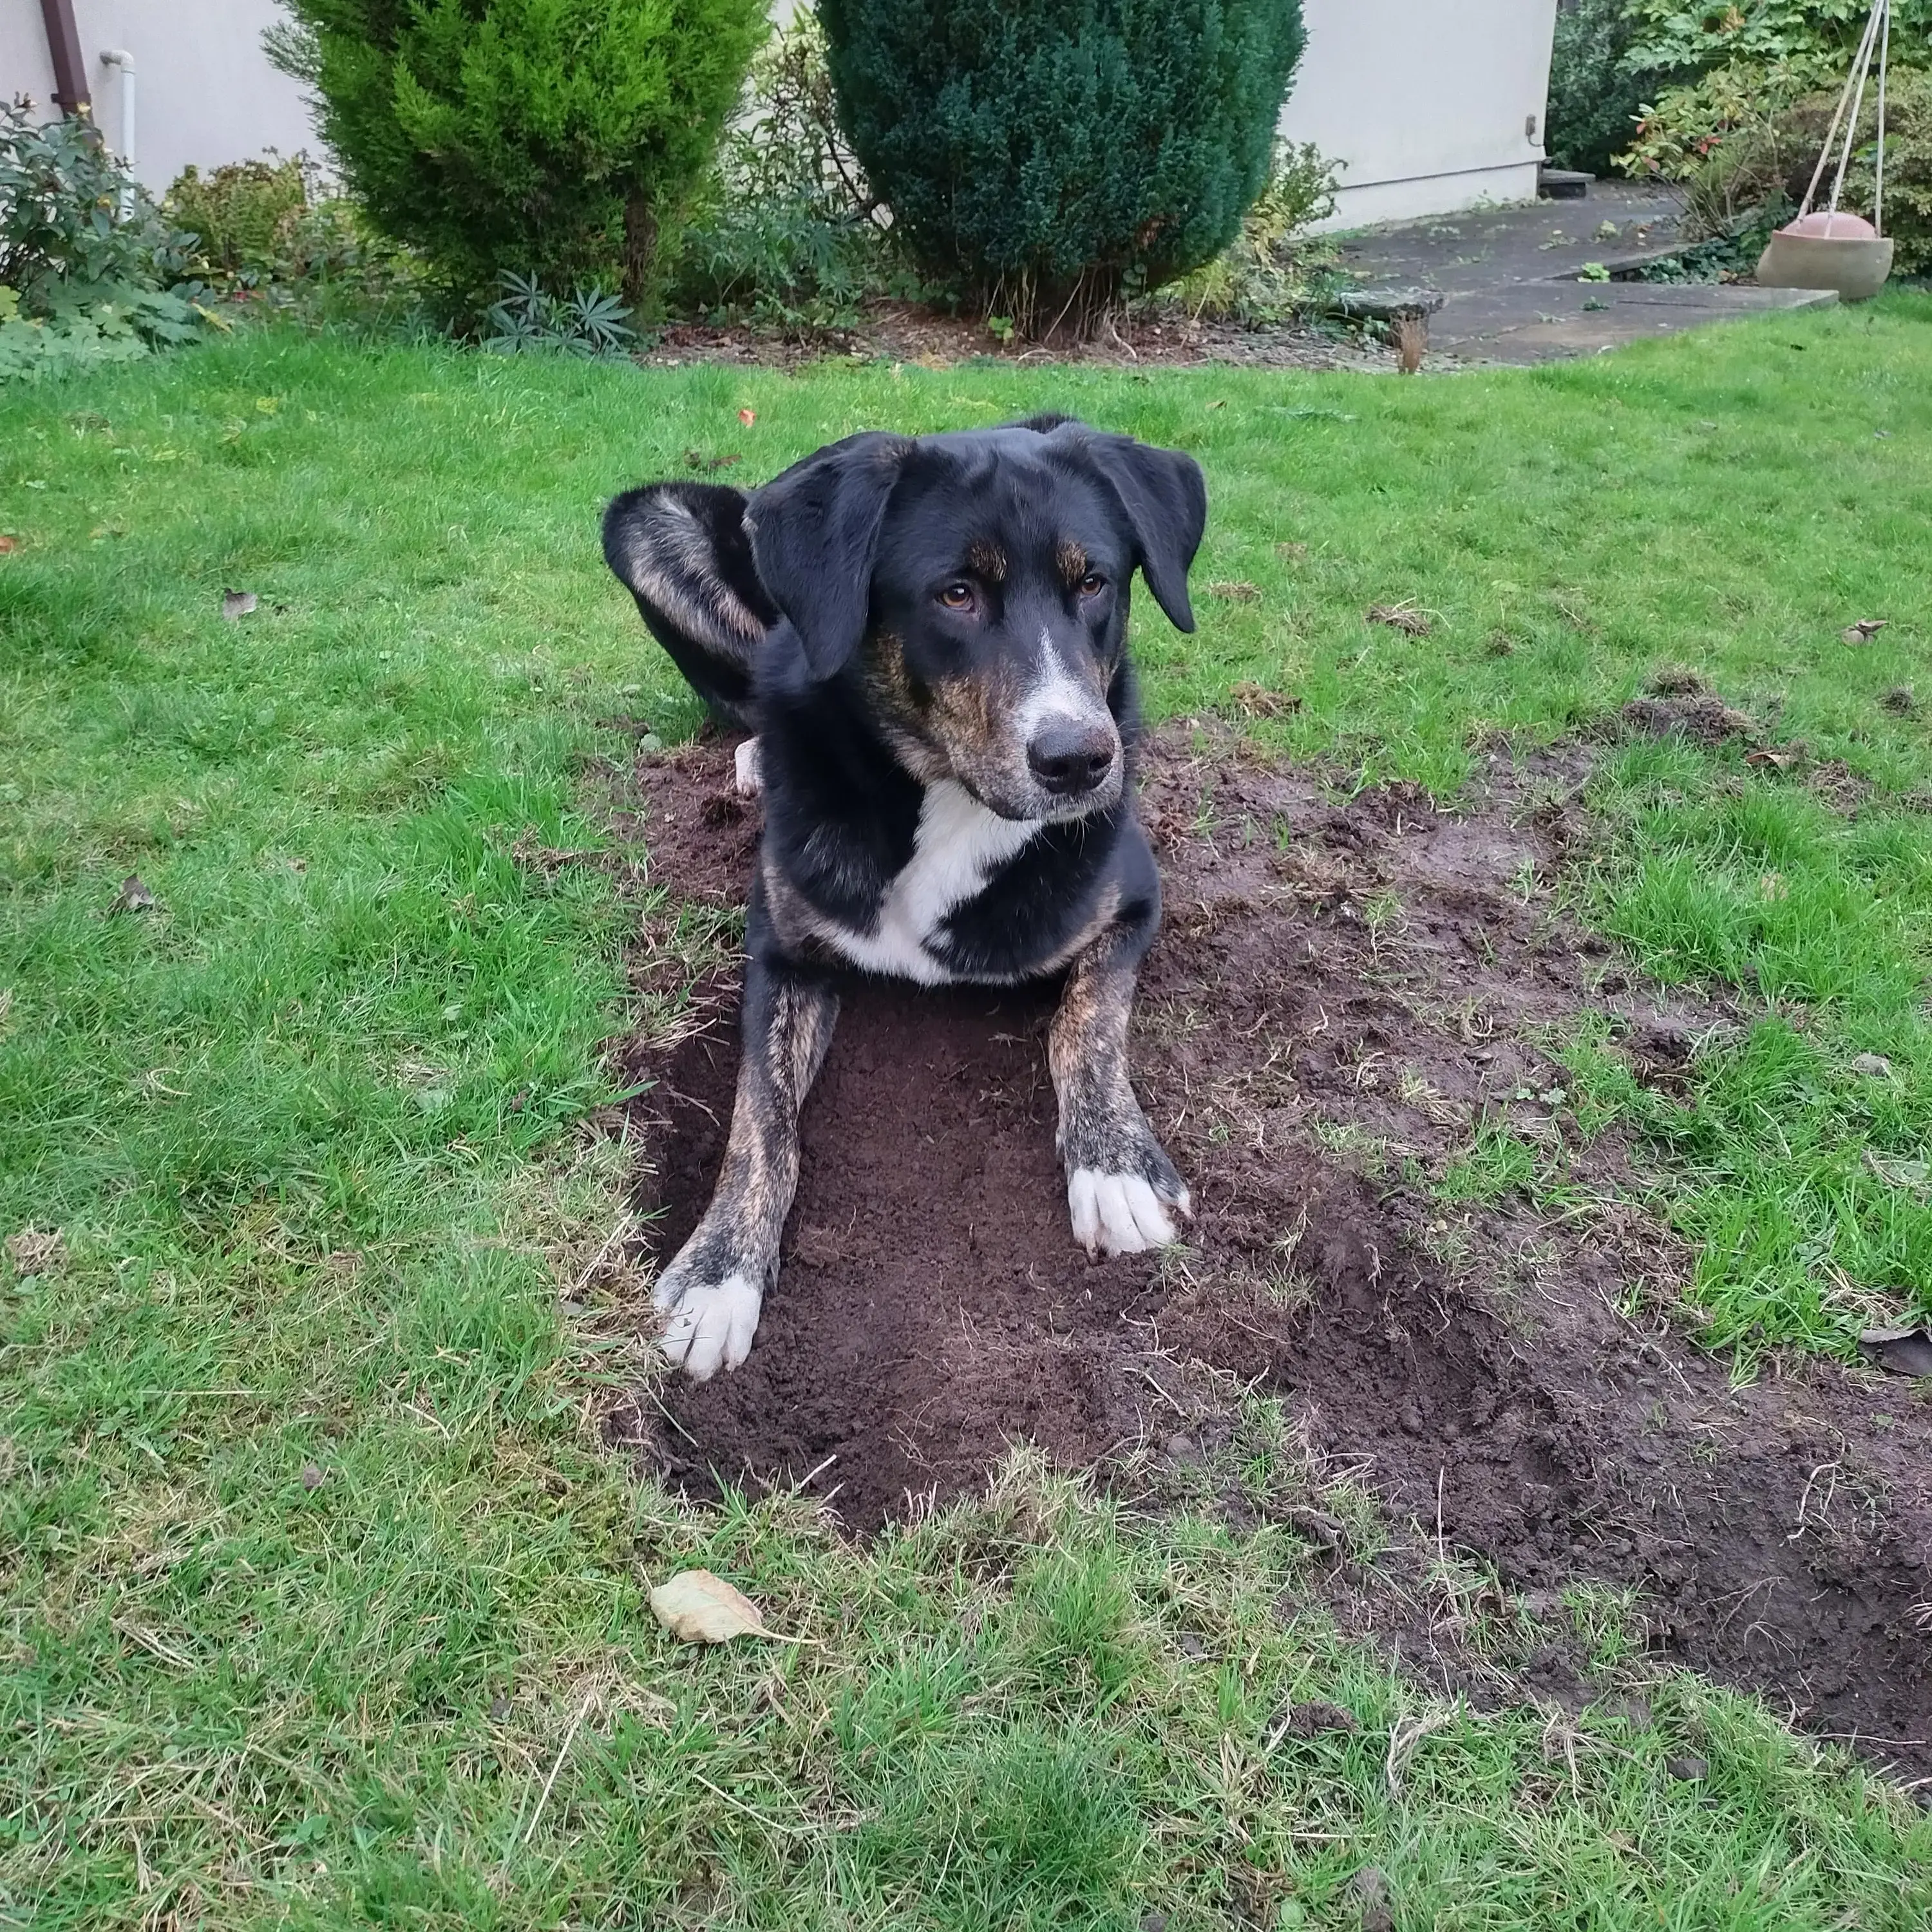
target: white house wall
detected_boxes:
[2,0,318,194]
[1283,0,1559,229]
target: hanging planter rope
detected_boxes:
[1757,0,1895,299]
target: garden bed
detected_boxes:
[639,298,1388,372]
[611,728,1931,1780]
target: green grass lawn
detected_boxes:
[3,312,1931,1927]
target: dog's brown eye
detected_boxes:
[1079,571,1107,598]
[939,582,975,611]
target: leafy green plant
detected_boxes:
[268,0,768,314]
[817,0,1307,336]
[1618,0,1932,246]
[665,12,914,328]
[1544,0,1650,175]
[1160,138,1339,325]
[0,97,212,379]
[162,153,433,334]
[1624,0,1932,85]
[1,97,196,297]
[480,271,637,355]
[166,156,309,280]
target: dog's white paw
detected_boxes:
[733,737,762,799]
[1068,1168,1191,1258]
[656,1264,762,1380]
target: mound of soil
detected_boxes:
[606,731,1931,1777]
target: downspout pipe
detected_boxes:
[37,0,91,117]
[99,49,135,171]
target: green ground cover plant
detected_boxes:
[3,307,1931,1924]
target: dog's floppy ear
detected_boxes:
[744,431,911,678]
[1079,433,1208,635]
[602,480,777,658]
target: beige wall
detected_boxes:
[2,0,318,193]
[1283,0,1560,227]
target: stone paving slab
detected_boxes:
[1331,182,1846,366]
[1427,278,1839,366]
[1336,184,1692,297]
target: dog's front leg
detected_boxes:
[1049,913,1189,1257]
[654,932,837,1378]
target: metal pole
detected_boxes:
[36,0,92,117]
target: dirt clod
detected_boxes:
[1282,1700,1361,1738]
[1618,692,1758,744]
[609,730,1932,1776]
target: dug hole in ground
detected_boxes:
[601,719,1929,1782]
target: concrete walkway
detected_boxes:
[1334,184,1837,365]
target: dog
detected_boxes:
[603,415,1206,1378]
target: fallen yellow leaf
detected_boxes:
[649,1569,802,1645]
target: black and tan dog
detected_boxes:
[603,415,1206,1378]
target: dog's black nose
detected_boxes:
[1027,721,1116,796]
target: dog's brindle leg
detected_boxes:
[1049,907,1189,1256]
[655,917,837,1378]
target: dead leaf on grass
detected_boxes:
[0,534,19,554]
[1352,1865,1394,1932]
[109,874,157,915]
[1858,1325,1932,1378]
[1367,601,1430,636]
[1841,618,1887,645]
[737,407,755,426]
[682,450,742,474]
[649,1569,803,1645]
[1274,540,1308,562]
[1865,1151,1930,1191]
[1208,580,1260,603]
[6,1226,67,1277]
[1745,743,1807,773]
[221,589,258,620]
[1231,681,1301,719]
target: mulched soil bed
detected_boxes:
[603,728,1931,1779]
[639,297,1389,374]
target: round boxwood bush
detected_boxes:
[817,0,1306,336]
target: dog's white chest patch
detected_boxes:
[821,779,1041,984]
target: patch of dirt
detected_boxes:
[638,297,1389,375]
[605,730,1932,1779]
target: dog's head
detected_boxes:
[609,417,1206,822]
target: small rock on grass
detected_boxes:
[222,589,258,620]
[1849,1053,1894,1078]
[1858,1325,1932,1378]
[1667,1754,1709,1782]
